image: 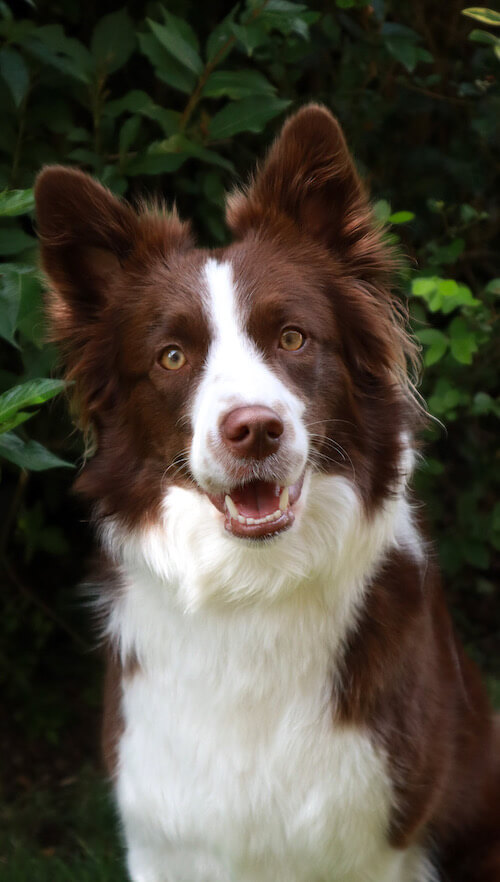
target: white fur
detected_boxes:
[100,259,435,881]
[102,474,432,881]
[189,260,308,492]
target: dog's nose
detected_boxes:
[220,406,284,459]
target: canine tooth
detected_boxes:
[237,515,246,524]
[279,487,289,511]
[225,495,238,519]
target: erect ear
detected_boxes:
[226,104,388,283]
[35,166,191,428]
[35,166,141,328]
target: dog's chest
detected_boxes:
[113,578,401,880]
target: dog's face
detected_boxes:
[35,106,415,543]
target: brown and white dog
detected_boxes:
[35,106,499,882]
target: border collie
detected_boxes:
[35,105,499,882]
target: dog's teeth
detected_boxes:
[225,495,239,519]
[229,508,286,528]
[279,487,289,511]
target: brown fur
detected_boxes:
[35,104,499,878]
[336,544,499,877]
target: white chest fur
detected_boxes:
[117,591,388,882]
[112,583,432,882]
[104,475,431,881]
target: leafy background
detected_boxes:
[0,0,498,877]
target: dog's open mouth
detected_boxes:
[207,474,305,539]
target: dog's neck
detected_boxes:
[101,471,423,667]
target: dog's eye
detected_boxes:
[279,329,304,351]
[159,346,186,371]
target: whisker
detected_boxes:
[160,451,190,490]
[308,434,356,481]
[308,433,349,461]
[305,418,356,430]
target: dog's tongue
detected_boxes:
[230,480,280,518]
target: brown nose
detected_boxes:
[220,406,284,460]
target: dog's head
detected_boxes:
[35,106,418,549]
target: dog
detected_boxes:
[35,105,499,882]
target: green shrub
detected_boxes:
[0,0,498,756]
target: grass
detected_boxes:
[0,767,127,881]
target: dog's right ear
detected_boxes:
[35,167,191,428]
[35,166,140,332]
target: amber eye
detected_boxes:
[279,328,304,351]
[159,346,186,371]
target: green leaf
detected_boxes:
[429,237,465,265]
[0,409,35,434]
[260,1,311,35]
[389,210,415,224]
[119,116,141,158]
[459,202,482,222]
[441,283,480,314]
[468,28,500,45]
[230,22,269,55]
[105,89,181,135]
[266,0,308,12]
[91,9,136,74]
[138,33,197,94]
[448,317,478,364]
[485,278,500,296]
[202,69,276,100]
[159,8,200,54]
[412,277,438,298]
[0,47,29,107]
[416,328,449,365]
[174,137,235,172]
[437,279,458,297]
[0,378,67,424]
[0,1,13,20]
[0,188,34,217]
[25,25,93,84]
[0,227,35,255]
[206,6,238,62]
[135,135,235,173]
[66,148,100,165]
[472,392,500,417]
[385,37,419,72]
[462,8,500,26]
[382,22,420,41]
[373,199,391,223]
[147,17,203,76]
[0,270,21,346]
[416,47,434,64]
[0,431,73,471]
[209,96,291,139]
[124,152,187,176]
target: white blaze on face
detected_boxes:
[189,259,308,491]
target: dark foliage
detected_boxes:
[0,0,498,814]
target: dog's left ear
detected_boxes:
[227,104,387,283]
